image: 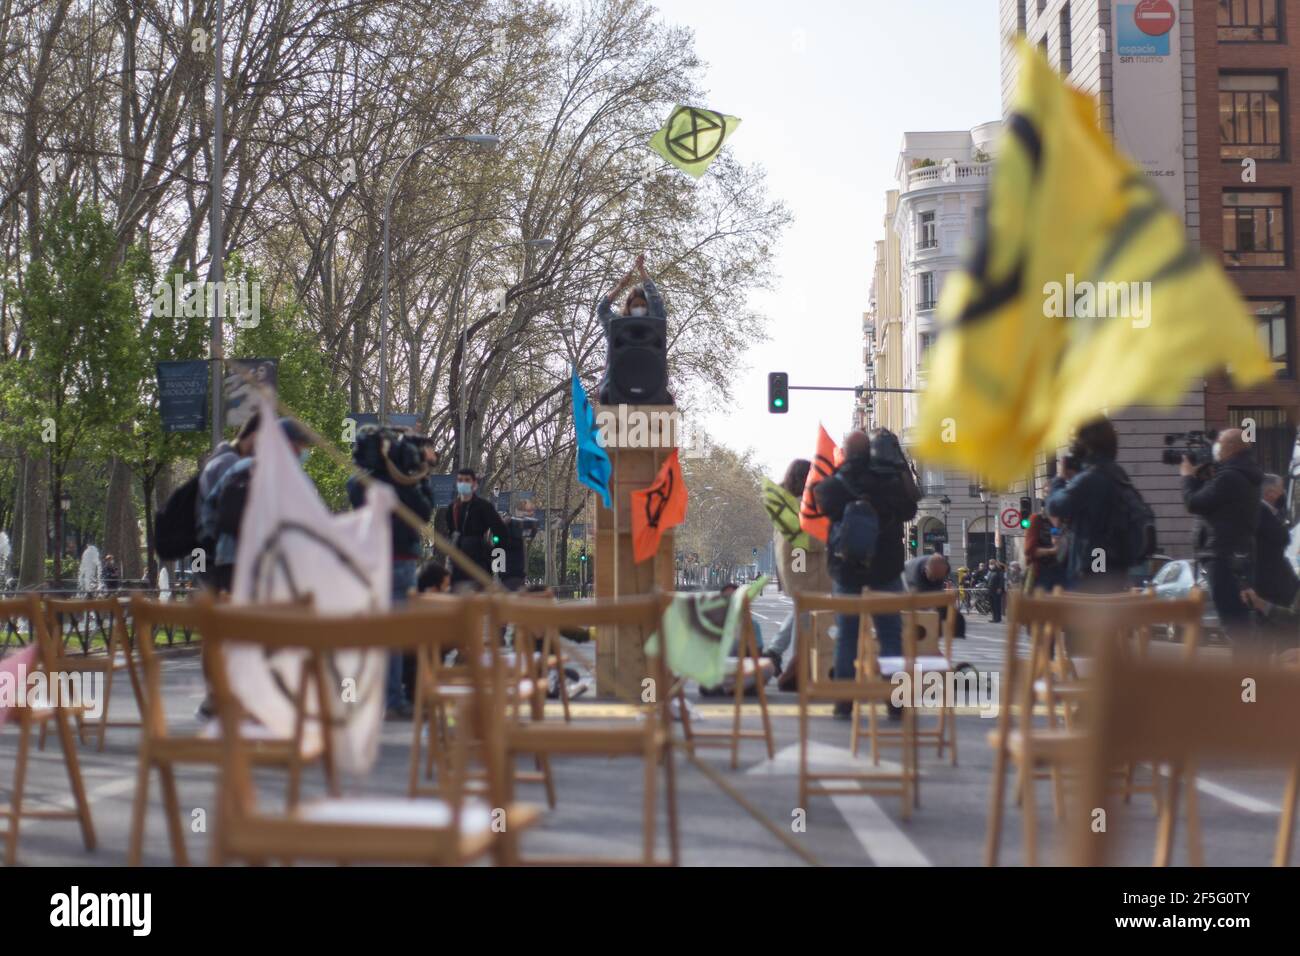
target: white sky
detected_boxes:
[646,0,1002,477]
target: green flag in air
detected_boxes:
[649,105,741,178]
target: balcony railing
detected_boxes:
[916,237,938,250]
[906,161,991,192]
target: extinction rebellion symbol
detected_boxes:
[663,107,728,165]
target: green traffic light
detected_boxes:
[774,398,784,408]
[1019,518,1030,529]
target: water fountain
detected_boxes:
[77,544,102,596]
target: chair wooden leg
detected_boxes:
[947,705,959,767]
[984,739,1009,866]
[158,764,188,866]
[849,699,862,756]
[642,738,658,865]
[1185,766,1204,867]
[869,702,881,765]
[4,715,33,865]
[54,707,96,851]
[127,751,151,867]
[1021,751,1039,866]
[664,742,681,866]
[97,663,115,752]
[1273,764,1299,867]
[1154,763,1182,867]
[728,670,744,770]
[754,659,774,760]
[911,704,921,809]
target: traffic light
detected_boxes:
[491,532,501,546]
[767,372,789,413]
[908,526,919,551]
[579,546,588,562]
[1018,497,1032,529]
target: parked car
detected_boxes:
[1150,558,1225,644]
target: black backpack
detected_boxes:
[1105,467,1157,568]
[155,475,201,561]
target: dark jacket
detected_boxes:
[1048,458,1137,582]
[440,494,506,582]
[815,455,917,589]
[1255,500,1299,608]
[1182,451,1262,559]
[347,473,435,562]
[502,517,534,580]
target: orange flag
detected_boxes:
[631,449,688,563]
[799,425,842,542]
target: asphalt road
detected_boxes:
[2,584,1293,867]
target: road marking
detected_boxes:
[54,772,140,811]
[747,741,932,866]
[1193,776,1281,814]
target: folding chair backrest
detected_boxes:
[0,595,59,673]
[128,597,208,740]
[792,590,958,687]
[1074,648,1300,865]
[200,598,497,838]
[44,597,128,663]
[488,593,671,710]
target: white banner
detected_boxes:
[230,398,394,775]
[1110,0,1185,218]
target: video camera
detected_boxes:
[352,424,438,481]
[1161,429,1217,468]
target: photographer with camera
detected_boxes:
[347,425,439,719]
[1180,427,1262,654]
[1047,417,1153,594]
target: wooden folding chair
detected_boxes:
[487,592,679,865]
[1073,644,1300,866]
[792,591,940,821]
[677,590,776,769]
[850,596,960,769]
[44,597,144,751]
[0,595,96,865]
[201,597,539,866]
[985,591,1205,866]
[409,590,561,809]
[126,596,334,866]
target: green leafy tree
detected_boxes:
[0,194,144,583]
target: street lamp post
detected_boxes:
[209,0,226,452]
[938,494,951,557]
[58,491,71,586]
[378,134,500,427]
[978,486,991,565]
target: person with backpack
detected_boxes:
[815,429,918,717]
[1181,426,1262,654]
[1047,417,1154,594]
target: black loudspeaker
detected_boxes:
[598,315,674,406]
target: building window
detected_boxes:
[1017,0,1027,34]
[919,331,936,356]
[918,210,938,249]
[918,273,937,310]
[1059,5,1073,74]
[1217,0,1282,42]
[1223,190,1288,267]
[1251,298,1293,377]
[1227,407,1297,476]
[1219,73,1284,160]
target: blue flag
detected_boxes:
[571,369,612,509]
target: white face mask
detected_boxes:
[456,482,473,497]
[629,306,648,317]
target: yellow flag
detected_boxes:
[915,42,1273,485]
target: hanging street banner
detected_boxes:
[156,360,210,433]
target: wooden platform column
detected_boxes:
[594,404,677,700]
